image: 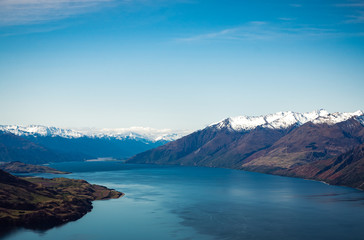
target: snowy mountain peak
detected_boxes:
[0,125,83,138]
[211,110,364,131]
[0,125,190,142]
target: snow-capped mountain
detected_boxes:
[0,125,83,139]
[211,109,364,131]
[74,127,190,142]
[0,125,191,162]
[0,125,190,142]
[129,109,364,191]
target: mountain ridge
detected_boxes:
[128,110,364,190]
[210,109,364,131]
[0,125,190,163]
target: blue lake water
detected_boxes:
[2,161,364,240]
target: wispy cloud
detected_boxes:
[0,0,117,26]
[289,4,302,8]
[178,27,242,42]
[278,18,295,21]
[335,0,364,23]
[336,2,364,7]
[345,11,364,23]
[176,22,354,42]
[0,24,69,37]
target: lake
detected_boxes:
[2,161,364,240]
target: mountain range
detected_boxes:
[128,110,364,190]
[2,110,364,190]
[0,125,189,142]
[0,125,189,163]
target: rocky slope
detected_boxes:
[0,169,123,230]
[129,126,292,168]
[281,143,364,190]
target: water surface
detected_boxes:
[2,161,364,240]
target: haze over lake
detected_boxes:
[3,161,364,240]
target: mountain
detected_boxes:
[0,169,122,231]
[128,110,364,189]
[128,125,292,168]
[241,117,364,172]
[0,125,189,163]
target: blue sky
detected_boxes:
[0,0,363,130]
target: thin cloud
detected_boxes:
[290,4,302,8]
[336,1,364,7]
[335,0,364,23]
[279,18,295,21]
[177,27,242,42]
[0,0,117,26]
[0,24,69,37]
[345,11,364,23]
[176,22,353,43]
[0,0,192,26]
[337,3,364,6]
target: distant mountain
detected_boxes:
[0,125,189,163]
[0,125,189,142]
[0,131,88,164]
[128,110,364,189]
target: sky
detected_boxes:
[0,0,363,131]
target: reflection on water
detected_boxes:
[2,162,364,240]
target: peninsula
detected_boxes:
[0,161,70,174]
[0,169,123,230]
